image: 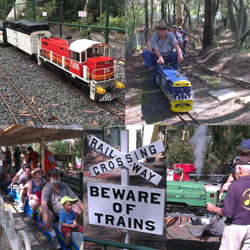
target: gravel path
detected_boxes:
[0,45,125,125]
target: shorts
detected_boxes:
[61,225,83,237]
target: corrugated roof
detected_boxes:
[0,125,85,145]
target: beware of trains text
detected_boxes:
[88,182,165,235]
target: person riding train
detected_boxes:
[41,168,83,249]
[142,22,183,86]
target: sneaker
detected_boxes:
[51,236,61,250]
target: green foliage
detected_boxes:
[0,0,16,20]
[165,126,250,175]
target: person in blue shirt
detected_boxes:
[59,196,83,250]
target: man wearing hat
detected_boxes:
[220,139,250,195]
[41,168,83,249]
[207,157,250,250]
[172,25,183,49]
[142,22,183,75]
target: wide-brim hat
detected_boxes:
[31,167,42,176]
[236,139,250,153]
[61,196,77,205]
[156,23,168,29]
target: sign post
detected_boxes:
[87,131,165,246]
[121,130,129,244]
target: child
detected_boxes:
[59,196,83,250]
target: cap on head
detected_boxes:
[173,25,178,28]
[61,196,77,205]
[181,30,187,34]
[178,26,182,29]
[49,168,60,175]
[156,22,168,29]
[236,139,250,153]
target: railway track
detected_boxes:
[193,59,250,89]
[0,69,46,125]
[177,112,201,125]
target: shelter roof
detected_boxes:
[0,125,84,146]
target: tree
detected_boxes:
[202,0,219,49]
[226,0,250,47]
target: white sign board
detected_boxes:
[78,11,87,17]
[89,155,127,176]
[88,135,164,185]
[42,11,47,17]
[88,182,165,235]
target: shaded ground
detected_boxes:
[83,151,166,249]
[166,217,221,250]
[126,29,250,125]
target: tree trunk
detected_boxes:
[197,0,202,25]
[161,0,165,21]
[173,0,176,24]
[202,0,218,49]
[176,0,182,25]
[150,0,154,28]
[145,0,149,28]
[130,0,135,36]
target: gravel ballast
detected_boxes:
[0,45,125,125]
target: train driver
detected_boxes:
[207,157,250,250]
[142,22,184,72]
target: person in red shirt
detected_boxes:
[27,147,39,168]
[44,147,56,174]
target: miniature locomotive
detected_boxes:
[0,20,124,101]
[166,180,225,216]
[155,65,193,112]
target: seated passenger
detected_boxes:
[18,166,31,209]
[27,168,45,219]
[142,22,183,71]
[3,168,13,185]
[180,30,187,55]
[0,160,10,182]
[41,168,83,249]
[8,153,34,189]
[59,196,83,250]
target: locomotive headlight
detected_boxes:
[209,193,216,199]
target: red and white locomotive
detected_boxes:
[0,20,125,101]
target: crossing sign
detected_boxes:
[88,135,164,185]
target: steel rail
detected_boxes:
[193,60,250,89]
[0,91,19,125]
[0,70,46,125]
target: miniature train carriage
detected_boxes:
[39,37,125,101]
[2,20,51,54]
[156,66,193,112]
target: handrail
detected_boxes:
[18,230,32,250]
[0,195,32,250]
[84,236,159,250]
